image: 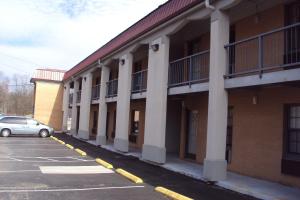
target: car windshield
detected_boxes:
[35,120,45,125]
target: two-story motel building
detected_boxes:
[61,0,300,187]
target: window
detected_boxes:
[27,119,38,125]
[92,110,98,135]
[129,110,140,143]
[0,117,26,124]
[226,107,233,163]
[286,105,300,156]
[282,105,300,177]
[112,110,116,139]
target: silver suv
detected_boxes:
[0,116,53,137]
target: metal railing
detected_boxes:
[69,93,73,105]
[168,50,210,87]
[225,22,300,78]
[91,84,100,100]
[106,79,118,98]
[132,69,147,93]
[76,90,81,103]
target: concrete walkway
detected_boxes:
[163,156,300,200]
[66,133,300,200]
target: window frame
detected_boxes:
[129,110,140,144]
[283,104,300,160]
[0,117,27,125]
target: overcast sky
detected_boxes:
[0,0,167,78]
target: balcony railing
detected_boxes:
[76,90,81,103]
[106,79,118,98]
[92,84,100,100]
[69,93,73,105]
[132,69,147,93]
[225,22,300,78]
[168,50,210,88]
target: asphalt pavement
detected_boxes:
[53,133,258,200]
[0,136,168,200]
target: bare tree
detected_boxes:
[0,72,9,114]
[0,72,34,116]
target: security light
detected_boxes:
[151,44,159,52]
[120,59,125,65]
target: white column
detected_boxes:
[62,82,70,132]
[70,80,79,135]
[142,36,169,164]
[96,65,110,145]
[204,9,230,181]
[114,54,133,152]
[78,72,93,140]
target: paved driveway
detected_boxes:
[0,136,167,200]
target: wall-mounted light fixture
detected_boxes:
[151,44,159,52]
[120,59,125,65]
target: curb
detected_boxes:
[95,158,113,169]
[57,140,65,145]
[75,148,87,156]
[50,136,58,141]
[155,187,193,200]
[116,168,143,184]
[65,144,74,150]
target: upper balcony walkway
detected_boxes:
[106,79,118,99]
[91,84,100,102]
[168,50,210,95]
[225,23,300,88]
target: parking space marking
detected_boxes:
[37,157,59,162]
[0,160,95,163]
[71,157,88,161]
[0,170,40,174]
[0,143,60,146]
[0,185,145,193]
[39,166,114,174]
[0,156,95,163]
[6,148,68,151]
[0,156,82,159]
[7,157,22,162]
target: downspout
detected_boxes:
[205,0,215,10]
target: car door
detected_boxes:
[25,119,40,135]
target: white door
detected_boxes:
[187,110,198,155]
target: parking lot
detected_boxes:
[0,136,168,200]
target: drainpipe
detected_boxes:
[205,0,215,10]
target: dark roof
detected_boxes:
[64,0,201,80]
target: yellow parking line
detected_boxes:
[115,168,143,184]
[75,148,87,156]
[65,144,74,150]
[50,136,58,141]
[155,187,193,200]
[95,158,113,169]
[57,140,65,145]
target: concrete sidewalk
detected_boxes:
[163,156,300,200]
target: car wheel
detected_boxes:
[1,129,11,137]
[40,129,49,138]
